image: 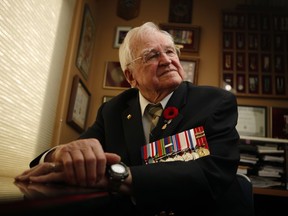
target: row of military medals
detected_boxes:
[141,126,210,164]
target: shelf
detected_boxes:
[239,136,288,198]
[253,187,288,197]
[240,136,288,144]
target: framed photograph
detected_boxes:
[248,75,259,94]
[223,52,233,70]
[223,73,234,91]
[114,26,132,48]
[103,61,130,89]
[236,53,245,71]
[248,33,258,50]
[248,14,258,30]
[168,0,193,24]
[262,75,272,94]
[261,54,271,72]
[275,76,285,95]
[180,57,199,84]
[237,105,267,137]
[248,53,258,71]
[236,32,245,49]
[271,107,288,139]
[103,96,114,103]
[274,35,284,51]
[223,32,233,49]
[159,23,200,53]
[274,54,284,73]
[260,15,270,31]
[76,4,95,80]
[222,13,245,29]
[236,74,245,93]
[260,34,271,51]
[67,75,91,133]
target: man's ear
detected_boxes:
[124,69,136,87]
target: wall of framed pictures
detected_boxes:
[221,9,288,99]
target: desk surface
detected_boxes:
[0,176,111,215]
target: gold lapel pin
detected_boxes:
[127,114,132,119]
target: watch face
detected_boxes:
[111,163,126,174]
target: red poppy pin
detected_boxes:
[162,106,179,129]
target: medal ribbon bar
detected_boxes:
[141,126,210,164]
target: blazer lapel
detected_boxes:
[122,98,146,165]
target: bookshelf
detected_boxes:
[239,136,288,197]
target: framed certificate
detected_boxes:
[67,75,91,133]
[237,105,267,137]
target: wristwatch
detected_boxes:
[106,162,129,193]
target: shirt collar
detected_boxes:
[139,92,173,116]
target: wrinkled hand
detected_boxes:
[14,179,105,199]
[15,162,65,183]
[15,138,121,188]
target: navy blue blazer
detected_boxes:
[31,81,254,215]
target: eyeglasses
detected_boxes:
[126,47,179,66]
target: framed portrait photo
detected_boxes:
[180,57,199,84]
[76,4,95,80]
[236,105,267,137]
[67,75,91,133]
[103,61,130,89]
[114,26,132,48]
[159,23,200,53]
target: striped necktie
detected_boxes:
[146,103,163,132]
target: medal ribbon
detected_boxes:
[141,126,209,163]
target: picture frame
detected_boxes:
[223,13,246,29]
[271,107,288,139]
[260,34,271,51]
[236,105,267,137]
[236,53,245,71]
[275,76,285,95]
[262,75,272,94]
[274,35,284,51]
[180,57,199,84]
[168,0,193,24]
[236,74,246,93]
[236,32,245,49]
[223,52,233,70]
[159,23,200,53]
[261,54,271,72]
[248,33,258,50]
[223,32,233,49]
[274,54,284,73]
[114,26,132,48]
[248,14,258,30]
[248,53,258,71]
[103,61,130,89]
[67,75,91,133]
[223,73,234,91]
[76,4,95,80]
[248,75,259,94]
